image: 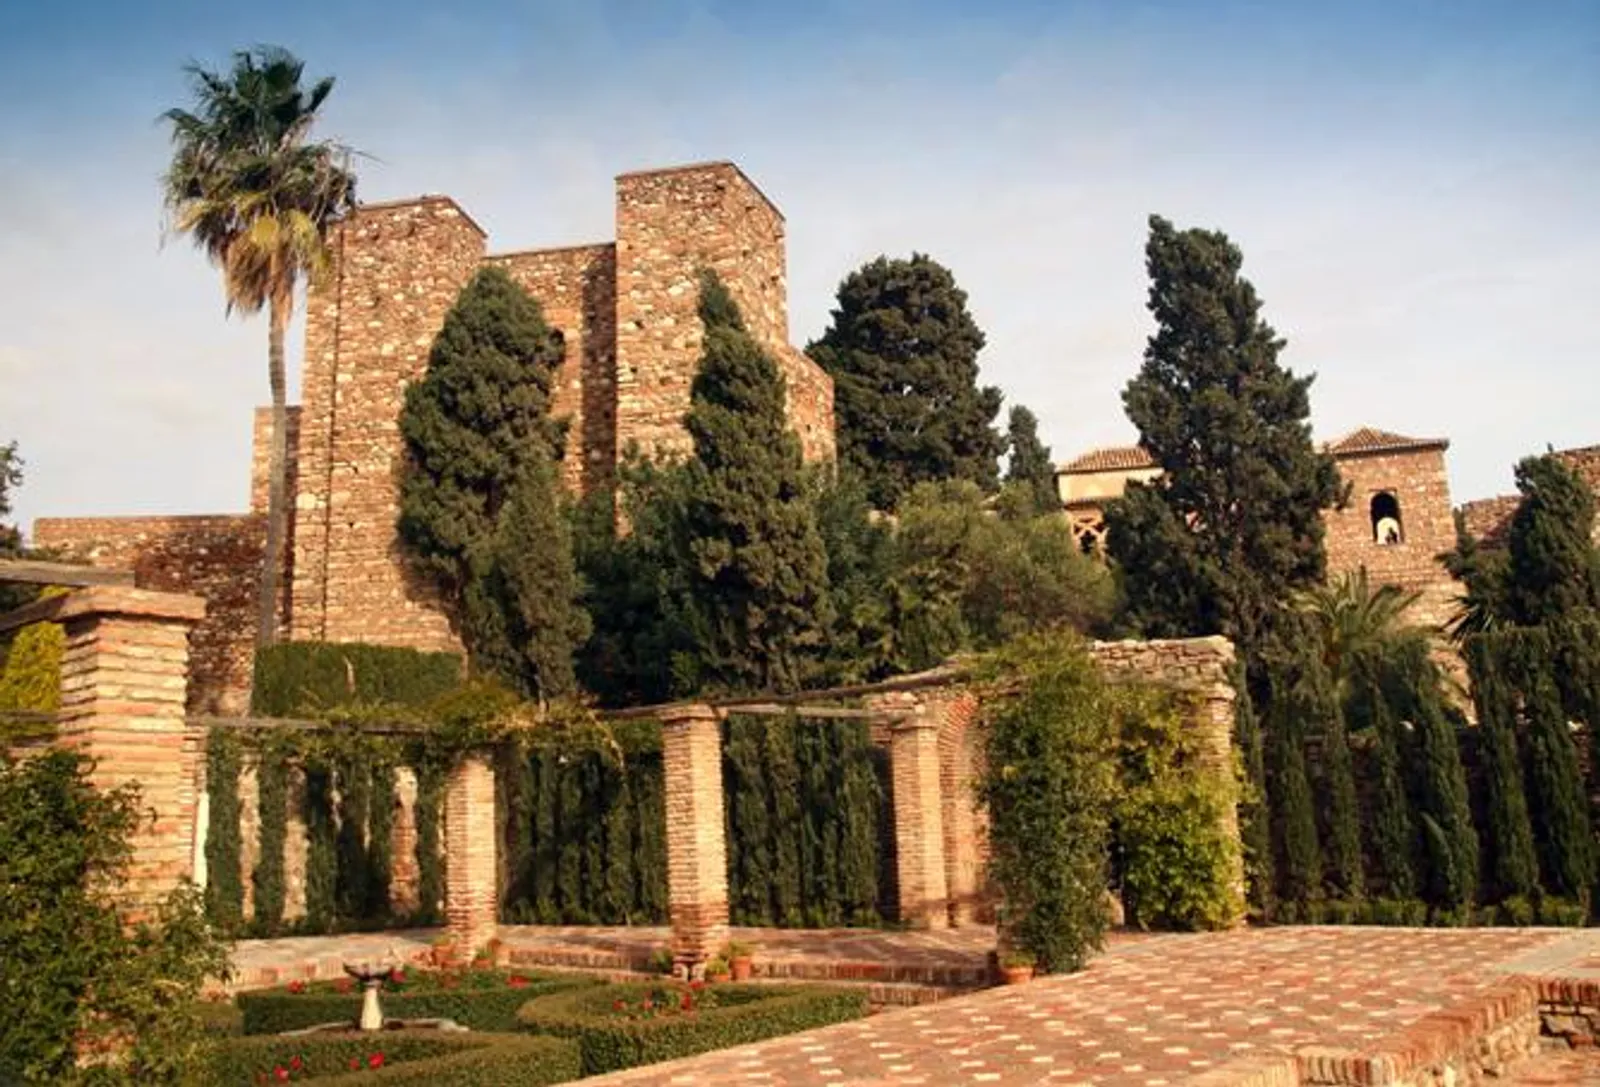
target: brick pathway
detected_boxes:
[584,927,1596,1086]
[1505,1044,1600,1085]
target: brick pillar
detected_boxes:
[20,587,206,919]
[660,704,728,976]
[443,754,497,955]
[890,704,950,929]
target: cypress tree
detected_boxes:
[806,254,1004,510]
[1230,663,1276,918]
[724,716,773,925]
[683,271,832,694]
[368,759,394,920]
[1505,455,1600,627]
[1391,642,1478,909]
[1105,215,1343,657]
[1004,405,1059,516]
[1464,635,1540,904]
[1306,651,1363,901]
[253,745,290,932]
[837,719,882,923]
[203,730,243,930]
[764,713,804,926]
[1263,664,1322,910]
[397,265,582,694]
[531,751,558,923]
[1345,651,1417,900]
[1516,629,1596,902]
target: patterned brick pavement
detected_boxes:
[584,927,1594,1086]
[1504,1044,1600,1085]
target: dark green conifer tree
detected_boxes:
[807,254,1004,510]
[1505,455,1600,627]
[682,271,832,694]
[1004,405,1059,516]
[1306,649,1363,901]
[1516,630,1596,902]
[1464,636,1540,904]
[397,265,586,698]
[1229,662,1276,918]
[1104,215,1343,668]
[1390,642,1478,909]
[1344,650,1417,900]
[1262,658,1323,911]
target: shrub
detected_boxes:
[1112,686,1243,931]
[976,634,1117,973]
[0,749,231,1083]
[208,1031,579,1086]
[515,980,868,1076]
[251,642,462,716]
[1359,898,1429,927]
[1536,896,1589,927]
[0,617,64,730]
[237,970,591,1034]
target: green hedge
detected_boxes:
[515,981,869,1076]
[237,973,592,1035]
[208,1031,579,1086]
[252,642,463,716]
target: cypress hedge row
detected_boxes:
[251,642,463,717]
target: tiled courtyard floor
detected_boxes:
[223,924,1600,1085]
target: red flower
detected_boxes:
[274,1068,289,1082]
[508,975,529,988]
[680,992,694,1011]
[334,977,353,994]
[613,999,626,1012]
[349,1058,360,1071]
[369,1052,385,1069]
[389,967,405,983]
[290,1055,303,1071]
[689,979,705,991]
[286,980,306,994]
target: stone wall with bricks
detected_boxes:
[32,515,267,714]
[488,243,619,495]
[1460,442,1600,549]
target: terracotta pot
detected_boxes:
[708,970,732,984]
[1000,965,1034,985]
[731,956,753,981]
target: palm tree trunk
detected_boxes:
[256,298,291,649]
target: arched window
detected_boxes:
[1371,492,1403,545]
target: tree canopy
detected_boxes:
[1004,405,1059,516]
[397,265,586,701]
[807,253,1004,510]
[1106,214,1343,660]
[680,270,833,695]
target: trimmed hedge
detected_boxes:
[238,973,592,1035]
[208,1031,579,1086]
[515,981,869,1075]
[252,642,463,716]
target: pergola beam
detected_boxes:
[0,559,134,588]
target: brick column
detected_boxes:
[890,704,950,929]
[443,754,497,955]
[660,704,728,976]
[7,587,207,919]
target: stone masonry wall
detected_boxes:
[614,162,836,465]
[488,243,619,495]
[1324,447,1463,631]
[290,197,486,651]
[33,515,266,713]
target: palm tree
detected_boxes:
[161,46,357,648]
[1293,567,1427,695]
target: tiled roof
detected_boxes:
[1058,446,1156,474]
[1325,427,1448,457]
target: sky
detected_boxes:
[1,0,1597,533]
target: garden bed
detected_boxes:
[515,979,869,1075]
[237,967,592,1034]
[208,1031,578,1085]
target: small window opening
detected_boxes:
[1371,492,1403,545]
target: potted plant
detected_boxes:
[998,949,1035,985]
[725,939,755,981]
[704,955,732,984]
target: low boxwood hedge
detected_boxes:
[515,980,869,1075]
[237,971,592,1035]
[208,1031,579,1086]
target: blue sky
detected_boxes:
[2,0,1597,531]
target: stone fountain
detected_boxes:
[280,957,468,1036]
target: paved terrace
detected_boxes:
[224,925,1600,1085]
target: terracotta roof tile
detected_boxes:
[1058,446,1155,474]
[1325,427,1448,456]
